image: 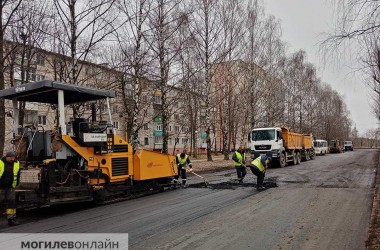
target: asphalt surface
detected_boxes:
[0,149,377,250]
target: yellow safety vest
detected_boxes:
[252,156,266,173]
[0,160,20,188]
[234,151,246,167]
[177,154,189,167]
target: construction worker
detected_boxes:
[0,150,20,226]
[232,146,247,184]
[250,154,271,191]
[174,152,193,188]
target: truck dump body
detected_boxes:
[303,134,313,149]
[282,128,313,150]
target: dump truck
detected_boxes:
[0,80,177,208]
[329,139,344,153]
[250,127,315,167]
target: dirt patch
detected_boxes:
[367,149,380,249]
[191,158,233,173]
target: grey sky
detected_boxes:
[264,0,378,135]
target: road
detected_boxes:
[0,149,377,250]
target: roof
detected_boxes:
[0,80,116,105]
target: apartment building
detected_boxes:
[2,42,201,154]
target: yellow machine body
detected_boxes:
[62,134,177,184]
[133,149,177,181]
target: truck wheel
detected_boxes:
[310,151,315,160]
[305,151,310,161]
[296,152,301,165]
[279,153,286,168]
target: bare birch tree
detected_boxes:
[145,0,189,154]
[0,0,23,153]
[114,0,152,150]
[6,0,50,127]
[52,0,117,117]
[190,0,228,161]
[326,1,380,124]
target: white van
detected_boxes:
[344,141,354,151]
[313,139,328,155]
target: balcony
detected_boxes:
[153,130,163,136]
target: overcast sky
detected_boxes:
[264,0,378,136]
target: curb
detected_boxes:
[366,150,380,249]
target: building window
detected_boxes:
[156,124,162,131]
[142,95,147,103]
[174,114,179,120]
[175,138,179,144]
[144,124,149,130]
[36,53,45,66]
[112,105,118,113]
[38,115,46,125]
[168,137,172,145]
[28,68,36,81]
[125,83,133,97]
[154,136,162,144]
[14,67,21,80]
[144,137,149,145]
[36,74,45,81]
[113,121,119,129]
[153,95,161,104]
[13,68,36,82]
[169,125,172,132]
[181,138,189,144]
[100,104,107,112]
[175,126,180,133]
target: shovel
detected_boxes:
[188,169,209,187]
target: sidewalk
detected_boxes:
[191,156,233,172]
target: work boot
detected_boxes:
[181,181,188,188]
[171,179,179,189]
[257,186,266,191]
[8,218,20,226]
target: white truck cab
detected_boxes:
[250,127,284,160]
